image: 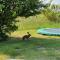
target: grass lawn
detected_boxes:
[0,14,60,60]
[0,30,60,60]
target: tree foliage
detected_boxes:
[42,9,60,23]
[15,0,46,17]
[42,0,60,23]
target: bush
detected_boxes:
[0,32,8,41]
[42,9,60,23]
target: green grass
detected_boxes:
[0,30,60,60]
[0,14,60,60]
[0,37,60,60]
[16,14,60,30]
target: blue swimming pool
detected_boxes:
[37,28,60,36]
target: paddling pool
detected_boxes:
[37,28,60,36]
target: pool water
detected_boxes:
[37,28,60,36]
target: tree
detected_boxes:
[0,0,45,41]
[0,0,17,41]
[42,8,60,23]
[42,0,60,23]
[16,0,46,17]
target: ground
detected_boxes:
[0,30,60,60]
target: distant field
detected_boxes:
[16,14,60,30]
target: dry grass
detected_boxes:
[0,54,9,60]
[11,29,60,39]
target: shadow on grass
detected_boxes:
[1,36,60,47]
[0,37,60,57]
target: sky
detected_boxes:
[44,0,60,5]
[52,0,60,4]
